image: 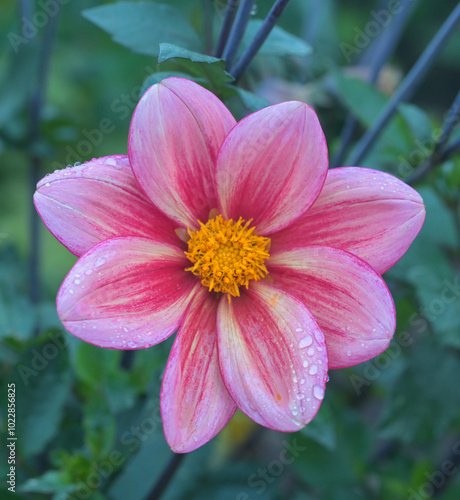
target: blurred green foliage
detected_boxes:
[1,1,460,499]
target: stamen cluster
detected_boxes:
[185,215,270,298]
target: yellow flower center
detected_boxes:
[185,214,270,298]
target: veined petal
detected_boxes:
[57,237,198,349]
[270,167,425,274]
[269,246,396,369]
[161,289,236,453]
[216,102,328,235]
[217,282,328,431]
[128,77,236,228]
[34,155,180,257]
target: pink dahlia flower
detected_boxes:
[34,77,425,452]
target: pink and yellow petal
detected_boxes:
[270,167,425,274]
[34,155,180,257]
[161,289,236,453]
[269,246,396,369]
[128,77,236,229]
[57,237,199,349]
[217,282,328,432]
[217,101,328,235]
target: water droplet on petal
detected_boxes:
[309,364,318,375]
[295,327,303,333]
[347,350,352,357]
[299,335,313,348]
[95,257,106,268]
[313,385,325,400]
[302,360,308,368]
[307,346,315,356]
[74,279,81,285]
[127,341,137,348]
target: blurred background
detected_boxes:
[1,1,460,499]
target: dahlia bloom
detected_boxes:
[34,77,425,453]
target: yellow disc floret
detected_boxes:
[185,215,270,298]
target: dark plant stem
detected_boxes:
[406,90,460,185]
[231,0,292,81]
[145,453,186,500]
[222,0,255,70]
[433,89,460,155]
[214,0,240,58]
[26,3,59,306]
[331,0,417,168]
[204,0,213,55]
[349,2,460,166]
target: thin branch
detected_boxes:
[231,0,292,81]
[214,0,240,58]
[222,0,255,70]
[331,0,417,168]
[406,90,460,185]
[26,3,60,306]
[349,2,460,166]
[204,0,213,55]
[145,453,186,500]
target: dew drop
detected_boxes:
[300,378,305,385]
[123,327,129,333]
[313,385,325,400]
[295,327,303,333]
[309,364,318,375]
[85,269,93,276]
[293,375,298,383]
[45,182,50,187]
[307,346,315,356]
[69,288,74,294]
[104,158,117,167]
[74,279,81,285]
[299,335,313,348]
[127,341,137,348]
[347,349,352,357]
[302,360,308,368]
[95,257,106,268]
[292,409,298,416]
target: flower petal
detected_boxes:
[269,246,396,369]
[216,102,328,235]
[128,77,236,228]
[217,282,328,431]
[57,237,198,349]
[161,288,236,453]
[34,155,180,257]
[270,167,426,273]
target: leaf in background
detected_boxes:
[82,2,202,57]
[12,333,72,458]
[242,20,312,57]
[83,393,116,460]
[141,71,196,96]
[158,43,234,92]
[378,340,460,442]
[300,399,336,451]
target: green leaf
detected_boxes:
[333,72,410,155]
[82,2,202,57]
[83,394,116,460]
[300,399,336,450]
[234,88,270,112]
[158,43,234,92]
[141,71,196,96]
[242,20,312,57]
[12,334,72,458]
[73,342,121,387]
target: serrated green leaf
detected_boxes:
[82,2,202,57]
[158,43,234,92]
